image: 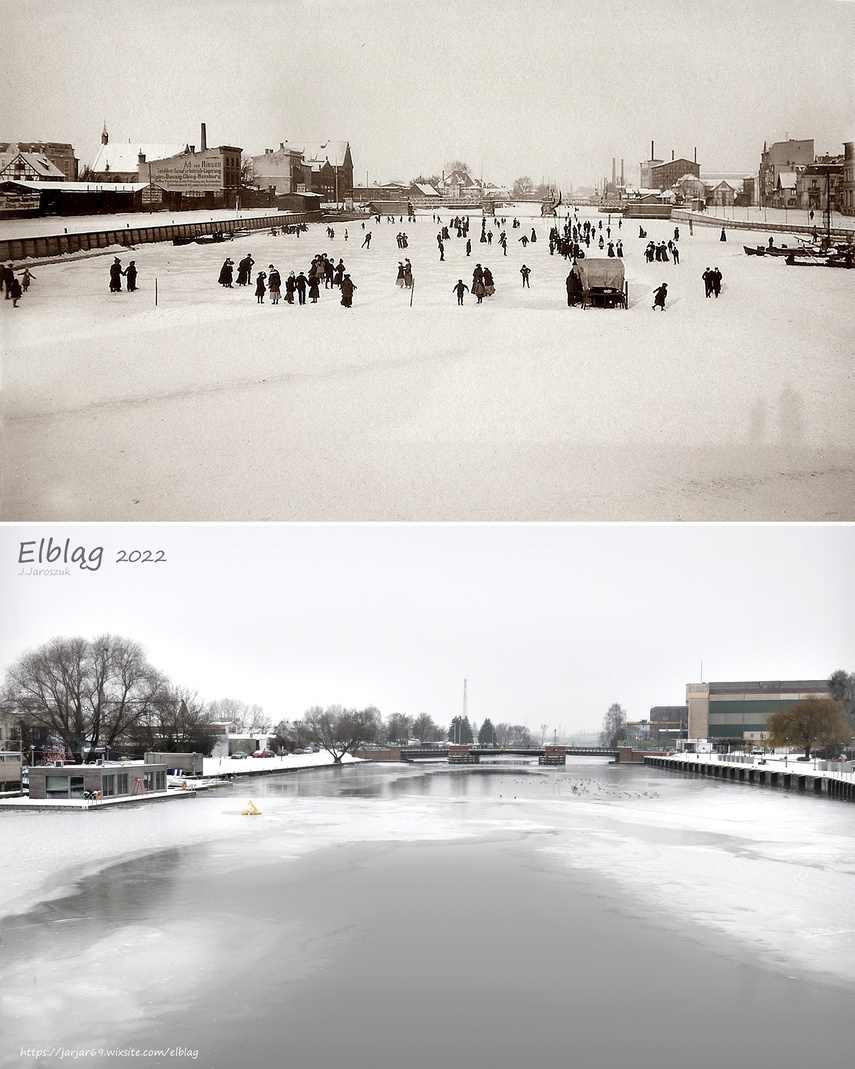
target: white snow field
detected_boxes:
[2,204,852,520]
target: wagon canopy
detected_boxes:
[574,257,625,291]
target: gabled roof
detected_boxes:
[91,142,188,174]
[0,151,65,179]
[776,171,798,190]
[410,182,440,196]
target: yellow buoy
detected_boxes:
[241,800,261,815]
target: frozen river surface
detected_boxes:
[2,204,853,520]
[1,758,855,1069]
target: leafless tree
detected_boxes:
[599,703,627,748]
[207,698,271,734]
[299,705,382,762]
[411,712,444,743]
[384,712,413,744]
[0,634,170,754]
[128,687,217,755]
[765,699,850,758]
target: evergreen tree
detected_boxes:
[478,718,497,746]
[448,715,474,744]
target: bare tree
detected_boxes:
[0,634,170,755]
[128,687,217,755]
[207,698,271,734]
[600,703,627,748]
[384,712,413,744]
[299,705,382,762]
[411,712,444,743]
[764,699,849,758]
[828,670,855,730]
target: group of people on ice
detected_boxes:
[219,251,356,307]
[453,263,496,304]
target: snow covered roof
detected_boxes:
[91,142,188,174]
[777,171,798,190]
[410,182,440,196]
[0,151,65,179]
[300,141,350,168]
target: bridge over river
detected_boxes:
[354,745,622,765]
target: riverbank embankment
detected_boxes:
[646,751,855,801]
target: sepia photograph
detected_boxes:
[1,0,853,521]
[1,521,855,1068]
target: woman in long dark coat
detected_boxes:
[218,258,234,287]
[255,271,267,303]
[340,274,356,307]
[308,274,320,303]
[109,258,123,293]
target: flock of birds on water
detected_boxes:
[495,774,660,801]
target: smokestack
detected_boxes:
[651,140,654,160]
[612,157,616,185]
[201,123,207,151]
[694,146,697,164]
[621,158,624,185]
[671,149,675,161]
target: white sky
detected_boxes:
[4,0,854,187]
[2,524,853,733]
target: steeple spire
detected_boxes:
[101,122,109,145]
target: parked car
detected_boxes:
[251,750,275,758]
[231,751,249,759]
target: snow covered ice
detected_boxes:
[2,205,853,520]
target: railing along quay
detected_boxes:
[0,212,320,263]
[645,754,855,802]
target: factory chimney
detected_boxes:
[651,140,654,160]
[671,149,675,161]
[201,123,207,151]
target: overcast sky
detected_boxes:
[2,524,852,734]
[4,0,853,188]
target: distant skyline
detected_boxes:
[4,0,854,188]
[2,524,853,735]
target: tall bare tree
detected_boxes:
[600,703,627,748]
[0,634,170,754]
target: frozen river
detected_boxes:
[2,204,853,521]
[2,757,854,1068]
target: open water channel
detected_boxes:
[2,757,854,1069]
